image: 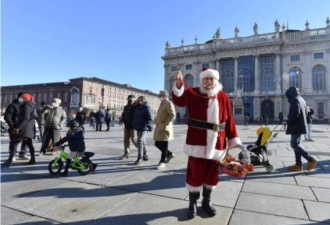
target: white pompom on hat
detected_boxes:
[53,98,62,104]
[200,68,219,82]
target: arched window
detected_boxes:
[289,67,302,90]
[312,65,326,91]
[260,56,275,92]
[184,74,194,87]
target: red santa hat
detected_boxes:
[200,68,219,82]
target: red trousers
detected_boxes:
[186,156,219,191]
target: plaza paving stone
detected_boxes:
[1,124,330,224]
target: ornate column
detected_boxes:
[164,64,170,91]
[303,51,313,94]
[275,53,281,94]
[254,54,259,95]
[193,60,200,86]
[215,59,220,72]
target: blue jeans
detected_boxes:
[290,134,314,166]
[136,131,148,159]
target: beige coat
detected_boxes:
[153,99,176,141]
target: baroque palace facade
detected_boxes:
[1,77,161,119]
[162,18,330,123]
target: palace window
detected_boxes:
[290,55,300,62]
[314,52,324,59]
[238,56,255,92]
[184,74,194,87]
[185,64,192,70]
[202,63,209,69]
[171,66,177,72]
[260,56,275,92]
[312,65,326,91]
[289,67,302,90]
[221,60,234,92]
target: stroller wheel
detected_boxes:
[266,164,273,173]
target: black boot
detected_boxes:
[26,147,36,165]
[187,192,200,219]
[201,186,216,217]
[60,159,71,177]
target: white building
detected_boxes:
[162,18,330,123]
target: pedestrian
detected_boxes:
[95,109,104,131]
[285,87,317,171]
[133,96,153,165]
[15,93,37,165]
[244,115,249,126]
[2,92,24,167]
[89,110,96,129]
[40,98,67,155]
[172,68,244,219]
[54,120,86,177]
[264,116,269,126]
[36,101,47,142]
[119,95,138,160]
[75,107,86,132]
[153,90,176,170]
[305,106,314,141]
[105,109,112,131]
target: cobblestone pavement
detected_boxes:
[1,124,330,225]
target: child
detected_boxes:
[54,119,85,177]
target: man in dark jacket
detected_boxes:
[119,95,137,159]
[75,107,86,131]
[104,109,112,131]
[133,96,153,165]
[2,92,24,167]
[285,87,317,171]
[95,109,104,131]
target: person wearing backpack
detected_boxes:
[2,92,24,167]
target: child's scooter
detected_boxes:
[48,145,97,176]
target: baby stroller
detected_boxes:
[239,124,283,172]
[1,120,9,136]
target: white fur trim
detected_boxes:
[172,82,184,97]
[199,80,223,96]
[228,137,242,149]
[204,184,217,191]
[186,183,203,192]
[200,69,219,82]
[183,144,227,161]
[205,98,219,159]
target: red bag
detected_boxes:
[220,152,254,177]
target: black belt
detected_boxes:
[189,119,225,132]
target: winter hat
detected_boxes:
[200,68,219,82]
[53,98,62,104]
[21,93,33,101]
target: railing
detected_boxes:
[165,28,328,56]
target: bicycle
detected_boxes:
[48,145,96,176]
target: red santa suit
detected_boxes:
[172,69,241,192]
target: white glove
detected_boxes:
[237,144,251,164]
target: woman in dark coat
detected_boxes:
[16,93,37,165]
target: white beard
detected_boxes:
[199,81,223,97]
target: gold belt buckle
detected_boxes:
[213,123,219,132]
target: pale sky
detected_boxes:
[2,0,330,93]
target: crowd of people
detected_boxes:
[1,67,319,219]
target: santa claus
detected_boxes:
[172,68,242,219]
